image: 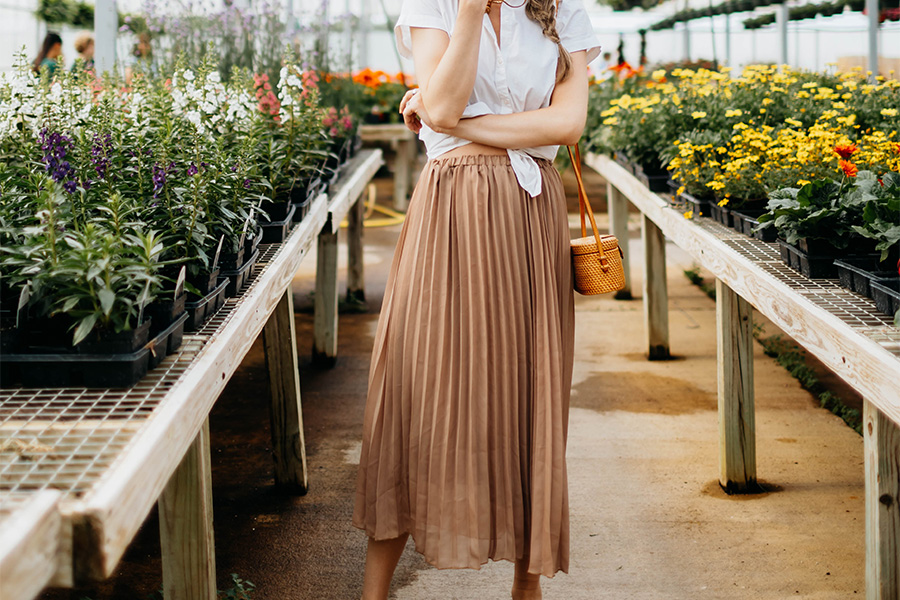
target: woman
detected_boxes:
[353,0,599,598]
[72,31,95,73]
[32,32,63,78]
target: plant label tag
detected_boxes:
[16,283,30,329]
[239,216,250,249]
[212,234,225,271]
[175,266,186,299]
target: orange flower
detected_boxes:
[894,143,900,154]
[839,159,858,178]
[833,143,858,159]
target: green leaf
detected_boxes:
[98,288,115,316]
[72,313,98,346]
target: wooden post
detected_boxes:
[313,229,339,367]
[608,183,632,300]
[262,289,309,494]
[716,280,758,494]
[347,195,365,304]
[864,400,900,599]
[159,419,216,600]
[393,138,413,212]
[641,214,670,359]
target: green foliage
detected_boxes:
[848,172,900,261]
[37,0,94,26]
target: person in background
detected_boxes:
[72,31,95,73]
[125,32,153,85]
[32,32,63,78]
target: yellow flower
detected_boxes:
[683,210,693,219]
[707,181,726,191]
[733,123,749,130]
[717,197,729,206]
[725,109,743,118]
[603,117,618,125]
[785,118,803,127]
[797,179,811,186]
[651,69,666,80]
[762,98,775,106]
[642,107,654,114]
[677,185,686,195]
[881,108,898,117]
[760,108,767,114]
[692,111,707,119]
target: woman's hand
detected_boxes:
[400,89,440,135]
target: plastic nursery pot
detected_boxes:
[243,226,262,258]
[185,278,229,332]
[261,204,297,244]
[187,268,222,297]
[731,209,778,242]
[221,248,260,298]
[834,257,898,299]
[614,151,635,175]
[146,312,189,370]
[778,239,839,279]
[145,292,187,335]
[218,247,245,272]
[78,319,152,355]
[265,199,294,222]
[23,315,78,353]
[681,192,711,218]
[796,238,840,257]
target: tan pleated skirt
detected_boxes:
[352,154,575,577]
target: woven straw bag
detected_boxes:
[567,144,626,295]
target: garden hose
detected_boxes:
[340,184,406,229]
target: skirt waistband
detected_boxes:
[427,154,553,168]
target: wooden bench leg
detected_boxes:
[608,183,632,300]
[716,280,757,494]
[159,418,216,600]
[641,214,670,359]
[262,288,309,494]
[313,229,339,367]
[347,195,365,305]
[865,399,900,600]
[393,139,411,213]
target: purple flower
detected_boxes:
[187,163,198,176]
[243,178,251,189]
[90,133,113,180]
[39,128,77,193]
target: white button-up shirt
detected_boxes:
[396,0,601,197]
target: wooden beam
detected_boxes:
[313,230,339,367]
[607,183,633,300]
[347,195,365,304]
[262,289,309,494]
[865,400,900,600]
[717,279,758,494]
[641,214,670,360]
[158,419,216,600]
[0,490,62,600]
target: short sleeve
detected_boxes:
[557,0,601,64]
[394,0,451,59]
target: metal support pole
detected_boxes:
[866,0,880,77]
[725,14,732,67]
[776,3,789,66]
[94,0,117,74]
[359,0,370,66]
[682,23,691,61]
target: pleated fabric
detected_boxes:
[352,154,575,577]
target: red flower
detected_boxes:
[894,143,900,154]
[833,143,858,159]
[839,159,858,178]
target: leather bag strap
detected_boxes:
[567,144,609,269]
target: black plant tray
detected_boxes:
[221,248,259,298]
[779,239,837,279]
[266,201,294,222]
[614,152,635,174]
[732,209,778,242]
[147,312,189,369]
[185,278,228,332]
[1,349,151,389]
[636,170,670,193]
[870,280,900,317]
[834,257,897,299]
[261,204,296,243]
[219,247,245,272]
[78,319,152,355]
[708,203,734,228]
[682,192,711,218]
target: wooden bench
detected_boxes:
[359,124,418,212]
[588,152,900,599]
[0,150,383,599]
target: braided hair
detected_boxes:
[525,0,572,82]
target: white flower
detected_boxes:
[286,75,303,89]
[208,72,221,83]
[183,69,195,81]
[186,110,202,127]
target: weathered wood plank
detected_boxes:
[641,213,670,360]
[158,419,216,600]
[313,230,339,367]
[717,279,757,494]
[865,400,900,600]
[0,490,62,600]
[608,183,633,300]
[586,152,900,425]
[326,150,384,234]
[358,123,415,143]
[262,289,309,494]
[347,195,365,304]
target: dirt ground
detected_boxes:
[40,165,866,600]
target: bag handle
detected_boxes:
[567,144,610,271]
